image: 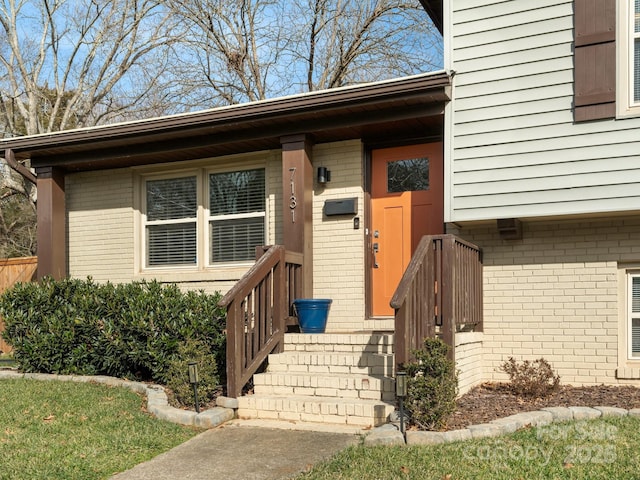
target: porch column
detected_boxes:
[281,134,313,297]
[36,166,66,280]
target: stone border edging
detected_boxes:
[365,405,640,446]
[0,370,237,429]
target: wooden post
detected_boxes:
[36,166,66,280]
[273,246,287,353]
[280,134,313,298]
[441,236,456,364]
[226,299,244,398]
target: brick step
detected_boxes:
[267,351,394,377]
[283,332,394,355]
[237,394,395,427]
[253,372,396,401]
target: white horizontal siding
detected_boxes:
[449,0,640,222]
[455,0,564,24]
[457,98,570,125]
[456,83,572,111]
[455,16,571,50]
[455,142,640,170]
[456,156,640,182]
[457,49,572,85]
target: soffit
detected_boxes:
[1,72,450,172]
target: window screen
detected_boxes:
[209,169,265,263]
[145,176,197,266]
[631,275,640,358]
[635,1,640,102]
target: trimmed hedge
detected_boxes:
[0,278,226,387]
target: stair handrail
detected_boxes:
[220,245,303,398]
[391,234,482,368]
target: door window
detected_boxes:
[387,158,429,192]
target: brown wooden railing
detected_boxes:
[391,235,482,367]
[220,245,303,398]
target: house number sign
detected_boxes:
[289,167,297,223]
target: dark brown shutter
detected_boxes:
[574,0,616,121]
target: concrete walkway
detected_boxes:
[110,422,360,480]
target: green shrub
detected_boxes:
[165,338,221,409]
[0,277,226,388]
[403,337,458,431]
[500,357,560,397]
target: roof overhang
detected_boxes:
[419,0,443,35]
[1,71,451,172]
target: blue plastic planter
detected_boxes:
[293,299,332,333]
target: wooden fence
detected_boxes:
[0,256,37,354]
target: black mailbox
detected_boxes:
[323,198,358,216]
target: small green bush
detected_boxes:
[165,338,221,409]
[404,337,458,431]
[0,277,226,390]
[500,357,560,397]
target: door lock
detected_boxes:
[372,242,379,268]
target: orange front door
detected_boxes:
[370,143,443,316]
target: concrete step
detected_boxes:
[237,394,395,427]
[240,332,397,429]
[283,332,394,355]
[253,372,396,401]
[267,351,394,377]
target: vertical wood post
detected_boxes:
[36,166,66,280]
[441,236,456,364]
[273,246,286,353]
[280,134,313,298]
[226,299,244,398]
[394,304,408,369]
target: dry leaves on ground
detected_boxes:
[444,382,640,431]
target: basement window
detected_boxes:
[628,273,640,359]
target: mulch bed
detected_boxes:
[444,382,640,431]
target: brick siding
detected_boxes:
[450,216,640,386]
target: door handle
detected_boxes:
[373,243,379,268]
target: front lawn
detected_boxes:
[0,379,200,480]
[299,416,640,479]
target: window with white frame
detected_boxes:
[618,0,640,116]
[145,175,198,266]
[209,169,265,264]
[627,273,640,359]
[142,167,266,269]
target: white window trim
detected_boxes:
[135,161,268,275]
[204,167,267,268]
[627,272,640,360]
[617,0,640,117]
[141,170,201,272]
[616,265,640,379]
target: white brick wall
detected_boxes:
[450,216,640,386]
[67,151,282,295]
[456,332,484,395]
[66,143,371,331]
[312,140,366,331]
[67,169,135,284]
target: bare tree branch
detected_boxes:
[0,0,178,136]
[166,0,441,108]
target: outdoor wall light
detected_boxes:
[396,371,408,437]
[317,166,331,185]
[188,361,200,413]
